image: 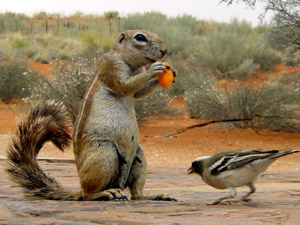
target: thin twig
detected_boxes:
[164,118,253,137]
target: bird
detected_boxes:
[187,149,299,205]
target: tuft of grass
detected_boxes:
[0,61,37,104]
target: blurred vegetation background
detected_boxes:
[0,9,300,132]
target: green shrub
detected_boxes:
[32,35,91,62]
[82,30,99,47]
[248,33,282,71]
[81,29,115,52]
[36,37,49,48]
[184,74,226,119]
[196,18,281,79]
[184,72,300,132]
[0,61,37,103]
[251,46,281,71]
[196,19,257,79]
[135,88,176,122]
[282,48,300,66]
[0,33,94,62]
[26,56,100,122]
[12,39,28,49]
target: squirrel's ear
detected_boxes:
[113,33,125,49]
[118,33,125,44]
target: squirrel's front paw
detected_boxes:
[148,62,168,77]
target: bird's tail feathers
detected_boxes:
[269,150,299,159]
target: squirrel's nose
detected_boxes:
[160,48,168,58]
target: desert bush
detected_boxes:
[248,30,282,71]
[30,35,95,62]
[0,61,37,103]
[251,45,281,71]
[122,12,168,31]
[196,19,256,79]
[26,56,100,122]
[0,33,94,63]
[184,74,225,120]
[32,35,91,62]
[135,89,176,122]
[81,29,115,52]
[281,48,300,66]
[197,19,281,79]
[0,37,12,61]
[184,73,300,132]
[12,39,28,49]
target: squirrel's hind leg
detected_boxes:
[126,145,177,201]
[78,144,128,201]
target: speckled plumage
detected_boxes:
[189,149,299,205]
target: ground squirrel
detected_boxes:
[6,30,176,201]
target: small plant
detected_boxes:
[0,61,37,104]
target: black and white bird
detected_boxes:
[187,149,299,205]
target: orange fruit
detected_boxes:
[156,62,174,89]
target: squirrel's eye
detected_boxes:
[134,34,147,42]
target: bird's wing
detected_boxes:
[209,150,279,175]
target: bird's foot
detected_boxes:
[207,200,232,205]
[241,198,252,202]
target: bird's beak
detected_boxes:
[187,167,194,175]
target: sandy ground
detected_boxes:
[1,100,300,172]
[0,99,300,224]
[1,161,300,225]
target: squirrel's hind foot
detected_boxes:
[92,188,128,201]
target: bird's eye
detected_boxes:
[134,34,147,42]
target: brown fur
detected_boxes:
[6,30,176,201]
[6,101,81,200]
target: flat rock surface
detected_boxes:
[1,101,300,224]
[1,160,300,225]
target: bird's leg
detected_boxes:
[208,187,237,205]
[241,182,256,202]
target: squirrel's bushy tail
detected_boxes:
[6,101,81,200]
